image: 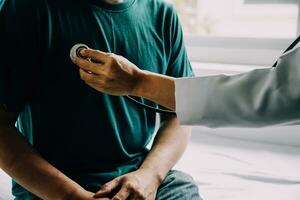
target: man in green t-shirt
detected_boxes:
[0,0,201,199]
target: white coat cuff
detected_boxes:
[175,78,193,125]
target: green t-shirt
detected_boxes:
[0,0,193,198]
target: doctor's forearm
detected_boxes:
[133,71,176,111]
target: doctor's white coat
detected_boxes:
[175,46,300,127]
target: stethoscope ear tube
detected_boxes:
[272,35,300,67]
[70,44,176,116]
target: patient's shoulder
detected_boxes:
[143,0,177,15]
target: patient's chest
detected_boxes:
[46,3,169,77]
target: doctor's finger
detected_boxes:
[84,81,105,93]
[74,57,103,75]
[80,48,109,64]
[79,68,102,83]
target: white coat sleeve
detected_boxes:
[175,48,300,127]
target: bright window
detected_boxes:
[168,0,300,66]
[171,0,299,38]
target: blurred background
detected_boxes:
[166,1,300,200]
[1,1,300,200]
[171,0,298,38]
[168,0,299,66]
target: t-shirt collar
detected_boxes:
[88,0,136,11]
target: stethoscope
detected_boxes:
[70,44,177,115]
[70,36,300,116]
[272,35,300,67]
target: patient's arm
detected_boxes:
[0,105,97,200]
[95,116,191,199]
[141,116,191,182]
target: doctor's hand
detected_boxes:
[72,48,145,96]
[93,169,160,200]
[72,48,176,110]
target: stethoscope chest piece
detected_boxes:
[70,43,89,61]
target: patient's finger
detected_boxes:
[111,186,131,200]
[94,178,121,197]
[95,198,110,200]
[80,48,109,64]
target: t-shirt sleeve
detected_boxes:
[0,0,41,113]
[165,5,194,78]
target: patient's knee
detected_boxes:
[156,170,201,200]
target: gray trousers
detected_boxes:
[15,170,202,200]
[156,170,202,200]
